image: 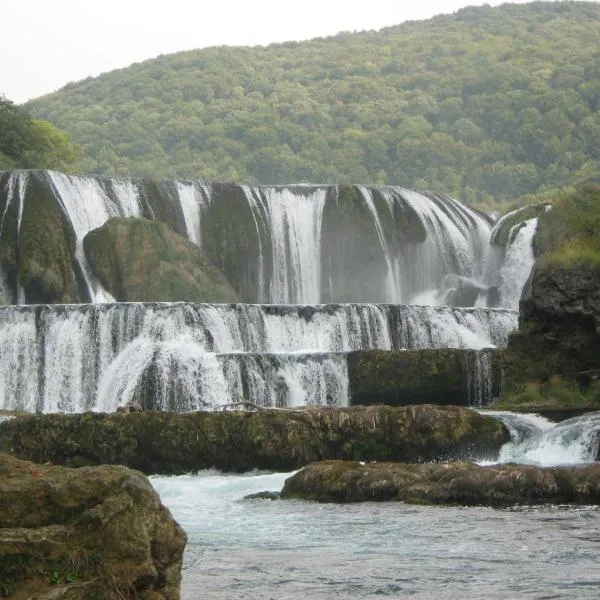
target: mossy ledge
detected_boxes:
[0,406,509,475]
[281,460,600,506]
[348,348,500,407]
[0,453,186,599]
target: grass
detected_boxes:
[496,376,600,411]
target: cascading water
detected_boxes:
[47,171,145,302]
[0,171,530,307]
[487,411,600,466]
[0,303,516,413]
[242,186,327,304]
[0,170,542,413]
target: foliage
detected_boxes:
[535,182,600,265]
[0,95,81,171]
[24,2,600,202]
[496,376,600,410]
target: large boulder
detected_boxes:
[0,453,186,599]
[281,460,600,506]
[0,405,509,474]
[500,263,600,409]
[83,217,239,302]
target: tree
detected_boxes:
[0,94,81,171]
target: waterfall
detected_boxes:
[47,171,144,302]
[465,350,494,407]
[489,411,600,466]
[175,181,211,247]
[242,186,327,304]
[0,302,516,413]
[0,171,533,308]
[497,218,537,308]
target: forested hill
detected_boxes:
[26,1,600,205]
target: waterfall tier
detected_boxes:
[0,302,516,413]
[0,171,537,308]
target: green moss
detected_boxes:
[84,217,239,302]
[347,348,500,406]
[0,406,509,474]
[496,377,600,411]
[17,171,77,302]
[200,183,263,302]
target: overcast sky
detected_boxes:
[2,0,547,103]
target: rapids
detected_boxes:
[152,411,600,600]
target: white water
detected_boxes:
[176,181,211,247]
[498,218,537,308]
[490,411,600,466]
[1,172,538,309]
[242,186,327,304]
[151,412,600,599]
[0,303,516,412]
[387,188,491,304]
[47,171,144,302]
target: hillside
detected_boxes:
[26,1,600,205]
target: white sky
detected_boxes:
[3,0,540,103]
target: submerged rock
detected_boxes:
[243,491,281,501]
[0,405,509,475]
[0,453,186,599]
[281,460,600,506]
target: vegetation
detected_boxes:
[24,2,600,204]
[534,181,600,265]
[495,376,600,411]
[0,95,81,171]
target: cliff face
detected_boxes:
[501,263,600,403]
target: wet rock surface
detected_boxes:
[281,459,600,506]
[0,405,509,474]
[0,453,186,599]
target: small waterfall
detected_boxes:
[497,218,537,308]
[380,188,492,304]
[175,181,211,247]
[465,350,494,407]
[242,186,327,304]
[488,411,600,466]
[47,171,144,302]
[0,172,28,303]
[358,186,401,301]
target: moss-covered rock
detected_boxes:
[0,405,510,475]
[348,349,500,406]
[200,183,266,303]
[281,460,600,506]
[83,217,239,302]
[0,453,186,599]
[11,171,78,303]
[500,263,600,409]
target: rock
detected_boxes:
[117,401,144,413]
[0,171,78,304]
[281,460,600,506]
[83,217,239,302]
[0,405,509,475]
[500,263,600,409]
[348,349,501,407]
[243,491,281,500]
[0,453,186,599]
